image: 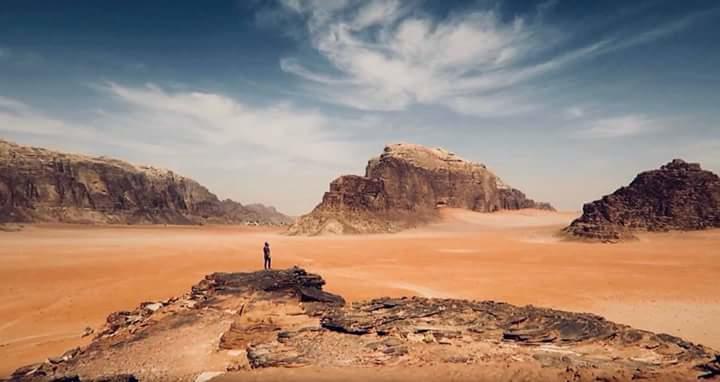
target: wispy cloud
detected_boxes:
[0,95,173,154]
[564,107,584,119]
[0,96,30,113]
[275,1,711,117]
[577,114,667,139]
[100,82,359,164]
[0,84,381,213]
[446,95,538,117]
[1,83,369,165]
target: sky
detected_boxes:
[1,0,719,215]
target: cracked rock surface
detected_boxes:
[7,267,718,382]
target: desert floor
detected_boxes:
[1,209,719,377]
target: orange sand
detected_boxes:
[1,209,719,377]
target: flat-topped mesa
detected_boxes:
[288,143,553,235]
[0,139,292,225]
[565,159,720,242]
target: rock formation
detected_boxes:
[565,159,720,242]
[0,139,292,225]
[288,143,553,235]
[10,267,719,381]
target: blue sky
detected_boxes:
[1,0,719,215]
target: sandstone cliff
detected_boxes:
[565,159,720,242]
[288,143,553,235]
[0,139,292,225]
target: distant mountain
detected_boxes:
[0,139,293,225]
[565,159,720,242]
[288,143,553,235]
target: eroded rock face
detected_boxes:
[0,139,292,225]
[289,143,552,235]
[565,159,720,242]
[11,267,719,382]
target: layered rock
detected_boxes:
[11,267,719,381]
[565,159,720,242]
[289,143,553,235]
[0,139,292,225]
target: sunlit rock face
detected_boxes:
[0,139,291,225]
[289,143,553,235]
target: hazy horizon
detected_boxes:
[1,0,719,215]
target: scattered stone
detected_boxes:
[194,371,225,382]
[697,355,720,379]
[10,362,45,378]
[0,223,23,232]
[81,327,94,337]
[92,375,138,382]
[141,302,163,312]
[247,343,308,368]
[443,355,471,363]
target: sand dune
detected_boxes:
[1,209,719,376]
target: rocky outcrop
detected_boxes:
[565,159,720,242]
[0,139,292,225]
[288,143,553,235]
[10,267,719,381]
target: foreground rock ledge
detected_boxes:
[8,267,719,382]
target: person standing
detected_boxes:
[263,242,271,270]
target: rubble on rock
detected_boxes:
[0,139,292,225]
[288,143,553,235]
[8,267,718,382]
[565,159,720,242]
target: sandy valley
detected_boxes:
[1,209,719,377]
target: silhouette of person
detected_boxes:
[263,242,271,270]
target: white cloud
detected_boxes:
[578,115,667,138]
[0,83,369,166]
[0,95,175,155]
[446,95,538,117]
[100,82,357,164]
[0,85,381,214]
[0,96,30,113]
[280,2,534,113]
[350,0,402,30]
[276,1,708,116]
[564,107,584,119]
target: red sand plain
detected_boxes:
[1,209,719,377]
